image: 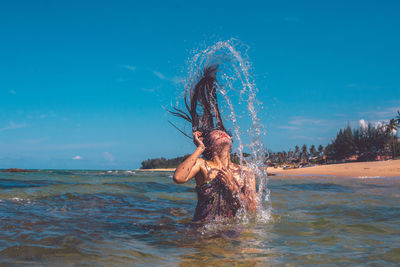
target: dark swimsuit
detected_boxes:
[193,177,242,222]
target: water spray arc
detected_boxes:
[184,39,271,222]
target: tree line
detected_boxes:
[142,111,400,168]
[267,144,326,166]
[140,152,250,169]
[269,111,400,165]
[140,155,190,169]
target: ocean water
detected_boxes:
[0,170,399,266]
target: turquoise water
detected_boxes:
[0,170,399,266]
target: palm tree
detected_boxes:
[318,145,324,155]
[385,118,398,158]
[301,144,309,164]
[310,145,318,157]
[294,145,301,163]
[396,110,400,126]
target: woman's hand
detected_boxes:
[217,168,240,193]
[193,131,205,152]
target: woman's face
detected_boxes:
[209,130,232,149]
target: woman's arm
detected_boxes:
[173,131,205,184]
[242,168,258,213]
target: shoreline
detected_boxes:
[136,160,400,178]
[267,159,400,178]
[2,160,399,178]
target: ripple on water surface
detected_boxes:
[0,171,400,265]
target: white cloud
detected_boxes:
[153,71,184,85]
[36,142,114,151]
[374,121,383,129]
[0,121,27,131]
[72,155,83,160]
[103,152,115,162]
[359,119,367,130]
[359,106,399,120]
[171,76,185,85]
[153,71,166,80]
[60,143,113,150]
[288,135,329,142]
[277,125,299,130]
[288,117,327,127]
[122,65,179,85]
[0,142,115,154]
[278,116,341,134]
[121,65,136,72]
[21,138,48,145]
[359,119,391,130]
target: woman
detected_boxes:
[170,65,257,223]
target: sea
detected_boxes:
[0,170,399,266]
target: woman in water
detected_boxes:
[170,65,257,223]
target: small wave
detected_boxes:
[255,208,274,224]
[0,245,84,261]
[9,197,32,204]
[196,207,274,237]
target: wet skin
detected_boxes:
[173,130,257,212]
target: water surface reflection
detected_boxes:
[0,171,399,266]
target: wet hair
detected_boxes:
[169,64,230,159]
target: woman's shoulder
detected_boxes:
[195,157,209,171]
[196,157,206,165]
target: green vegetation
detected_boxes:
[140,152,251,169]
[268,111,400,165]
[140,155,190,169]
[325,124,395,161]
[267,143,326,166]
[325,111,399,162]
[142,112,400,168]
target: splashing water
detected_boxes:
[183,39,272,224]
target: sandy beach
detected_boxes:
[268,159,400,178]
[137,160,400,178]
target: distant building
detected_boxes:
[346,155,359,161]
[376,155,392,161]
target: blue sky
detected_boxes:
[1,0,399,169]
